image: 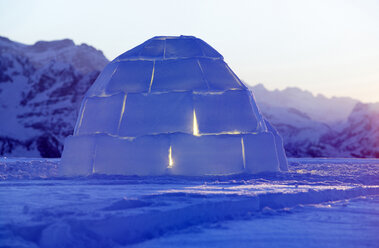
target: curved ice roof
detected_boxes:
[86,36,247,96]
[76,35,267,138]
[116,35,223,60]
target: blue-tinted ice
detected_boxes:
[61,36,288,176]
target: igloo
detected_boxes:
[60,36,288,176]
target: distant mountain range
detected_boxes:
[250,84,379,158]
[0,36,377,158]
[327,102,379,158]
[0,36,107,157]
[251,84,359,124]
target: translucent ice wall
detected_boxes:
[61,36,288,176]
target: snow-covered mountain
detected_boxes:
[327,103,379,158]
[0,36,108,157]
[0,36,377,158]
[251,84,378,158]
[0,36,107,74]
[251,84,358,124]
[256,102,338,157]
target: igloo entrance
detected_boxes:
[60,36,288,176]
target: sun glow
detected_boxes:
[76,99,87,133]
[193,110,200,136]
[117,93,127,131]
[241,137,246,169]
[148,61,155,92]
[168,146,174,168]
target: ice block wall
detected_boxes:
[60,36,288,176]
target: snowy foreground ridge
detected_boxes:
[61,36,288,176]
[0,157,378,247]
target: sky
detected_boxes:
[1,0,379,102]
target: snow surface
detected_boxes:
[0,157,378,247]
[133,196,379,248]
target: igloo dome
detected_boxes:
[60,36,288,176]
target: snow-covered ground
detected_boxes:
[0,158,378,247]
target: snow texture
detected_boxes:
[0,158,378,247]
[61,36,288,176]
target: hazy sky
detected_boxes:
[1,0,379,102]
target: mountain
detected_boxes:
[251,84,358,124]
[327,103,379,158]
[249,84,342,157]
[0,36,107,74]
[250,84,379,158]
[0,36,108,157]
[256,102,338,157]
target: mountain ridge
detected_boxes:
[250,83,359,123]
[0,36,108,157]
[0,36,108,74]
